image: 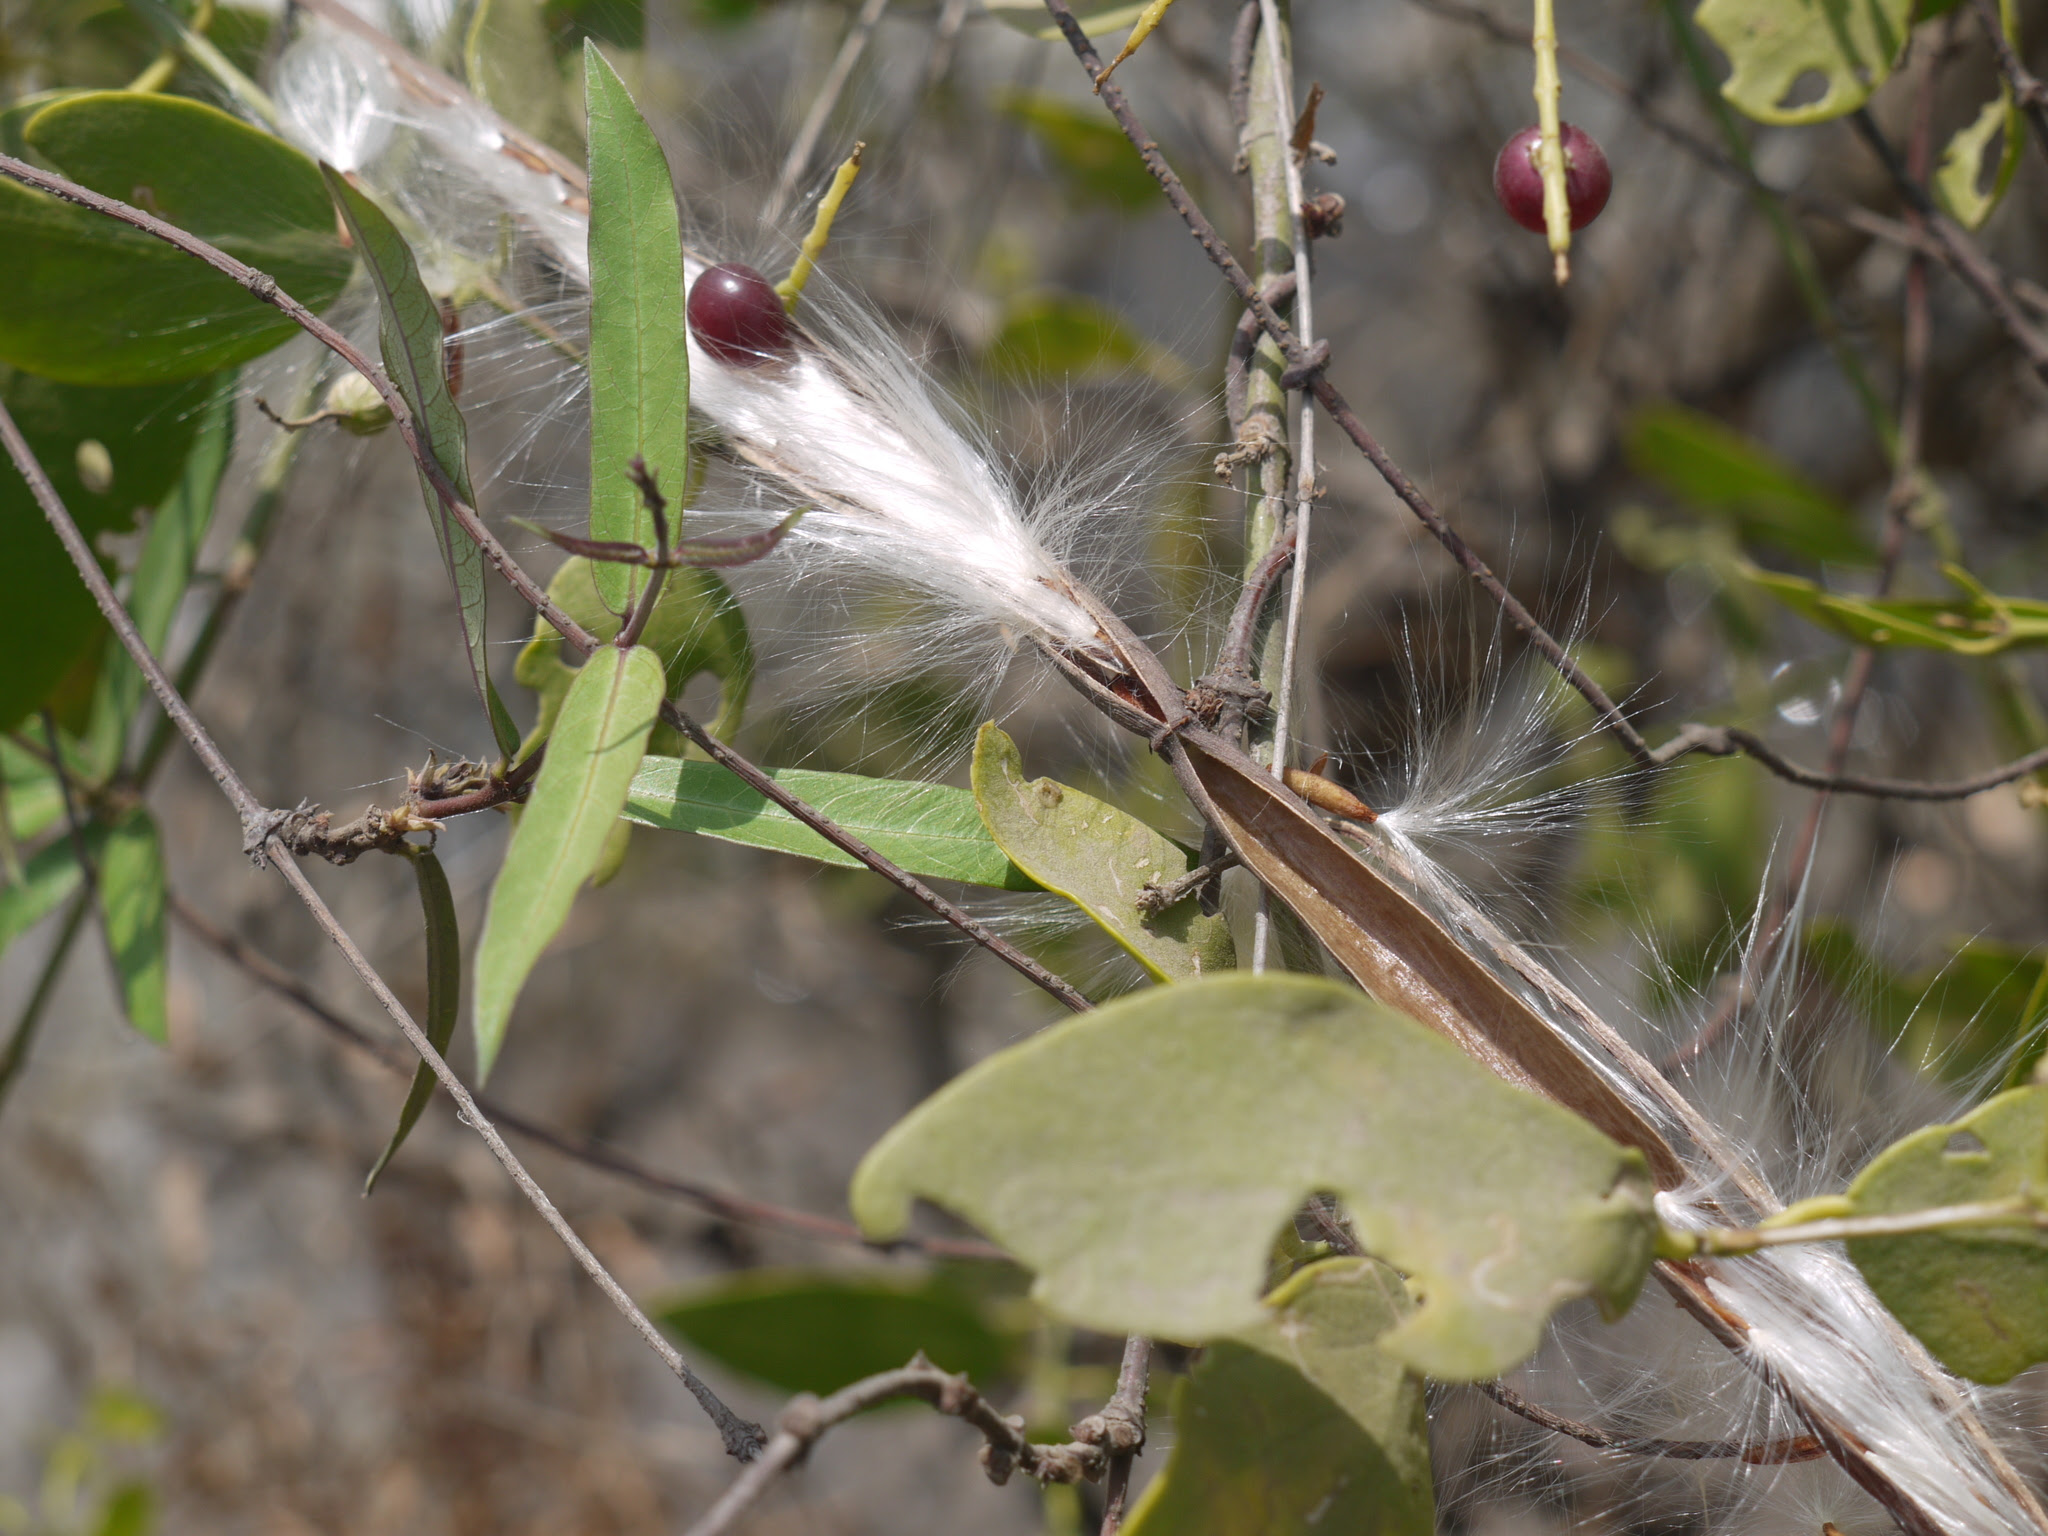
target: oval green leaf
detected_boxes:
[1694,0,1912,124]
[584,43,689,614]
[851,973,1658,1377]
[473,643,666,1079]
[0,92,349,383]
[655,1268,1024,1397]
[626,757,1038,889]
[972,722,1231,980]
[1124,1258,1433,1536]
[1843,1085,2048,1384]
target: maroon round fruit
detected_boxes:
[1493,123,1611,233]
[687,262,793,366]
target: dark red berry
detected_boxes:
[687,262,792,366]
[1493,123,1611,234]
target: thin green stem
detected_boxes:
[1665,1197,2045,1258]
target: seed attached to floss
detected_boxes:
[687,262,793,366]
[1493,123,1611,234]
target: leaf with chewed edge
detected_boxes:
[971,722,1231,980]
[1123,1258,1433,1536]
[1694,0,1911,125]
[852,973,1658,1378]
[473,644,664,1078]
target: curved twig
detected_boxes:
[169,893,1008,1260]
[1475,1380,1826,1463]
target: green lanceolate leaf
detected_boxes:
[583,43,689,614]
[515,555,751,761]
[322,168,521,760]
[625,757,1038,889]
[1745,562,2048,654]
[852,973,1658,1377]
[1123,1258,1434,1536]
[365,847,461,1193]
[1628,403,1870,565]
[971,723,1231,980]
[1843,1085,2048,1384]
[0,93,348,383]
[473,643,665,1078]
[1694,0,1912,124]
[87,372,237,776]
[0,369,210,733]
[96,806,167,1041]
[0,834,88,958]
[656,1268,1025,1396]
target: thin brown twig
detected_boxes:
[1650,723,2048,800]
[1849,108,2048,384]
[1474,1380,1827,1464]
[1092,1336,1152,1535]
[0,395,767,1463]
[683,1357,1128,1536]
[168,893,1007,1260]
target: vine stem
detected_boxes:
[0,394,768,1465]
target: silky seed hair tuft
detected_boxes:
[260,17,2048,1536]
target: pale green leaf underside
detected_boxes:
[1844,1085,2048,1384]
[473,644,665,1078]
[971,722,1232,980]
[1695,0,1911,124]
[584,44,689,613]
[625,757,1037,890]
[1935,85,2023,231]
[1124,1258,1434,1536]
[852,973,1658,1377]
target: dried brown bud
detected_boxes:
[1301,191,1346,240]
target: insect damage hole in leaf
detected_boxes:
[852,973,1659,1378]
[1842,1084,2048,1384]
